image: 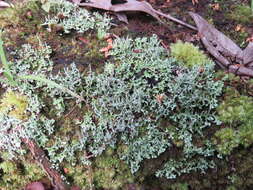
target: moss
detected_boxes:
[170,183,189,190]
[226,186,237,190]
[63,164,89,188]
[214,127,239,155]
[170,41,209,68]
[238,123,253,148]
[0,0,44,30]
[226,5,253,24]
[0,157,45,190]
[217,88,253,126]
[0,90,28,120]
[0,8,18,28]
[93,148,134,189]
[214,87,253,155]
[215,72,253,96]
[16,0,44,26]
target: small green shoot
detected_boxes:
[0,34,17,86]
[0,34,83,101]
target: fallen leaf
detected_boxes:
[192,0,199,5]
[210,3,220,11]
[63,167,69,174]
[189,12,253,77]
[71,186,81,190]
[235,24,243,32]
[77,0,160,21]
[74,0,197,30]
[77,0,112,10]
[133,49,142,53]
[156,94,165,104]
[246,36,253,42]
[99,37,113,58]
[78,37,90,44]
[107,38,113,46]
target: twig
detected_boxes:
[22,138,69,190]
[63,104,78,118]
[154,10,197,31]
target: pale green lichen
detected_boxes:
[43,0,112,38]
[81,35,223,178]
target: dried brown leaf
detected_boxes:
[189,12,242,57]
[77,0,112,10]
[110,0,161,21]
[189,12,253,77]
[75,0,197,30]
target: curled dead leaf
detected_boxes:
[99,37,113,58]
[74,0,197,30]
[189,12,253,77]
[78,37,90,44]
[192,0,199,5]
[156,94,165,104]
[210,3,220,11]
[133,49,142,53]
[63,167,69,174]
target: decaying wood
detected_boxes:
[73,0,197,30]
[189,12,253,77]
[22,138,69,190]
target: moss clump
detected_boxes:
[227,5,253,24]
[170,41,209,68]
[214,88,253,155]
[214,128,240,155]
[217,88,253,126]
[170,183,189,190]
[0,91,28,120]
[63,164,89,188]
[0,8,18,28]
[0,156,45,190]
[93,148,134,189]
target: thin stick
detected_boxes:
[154,10,197,31]
[22,138,69,190]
